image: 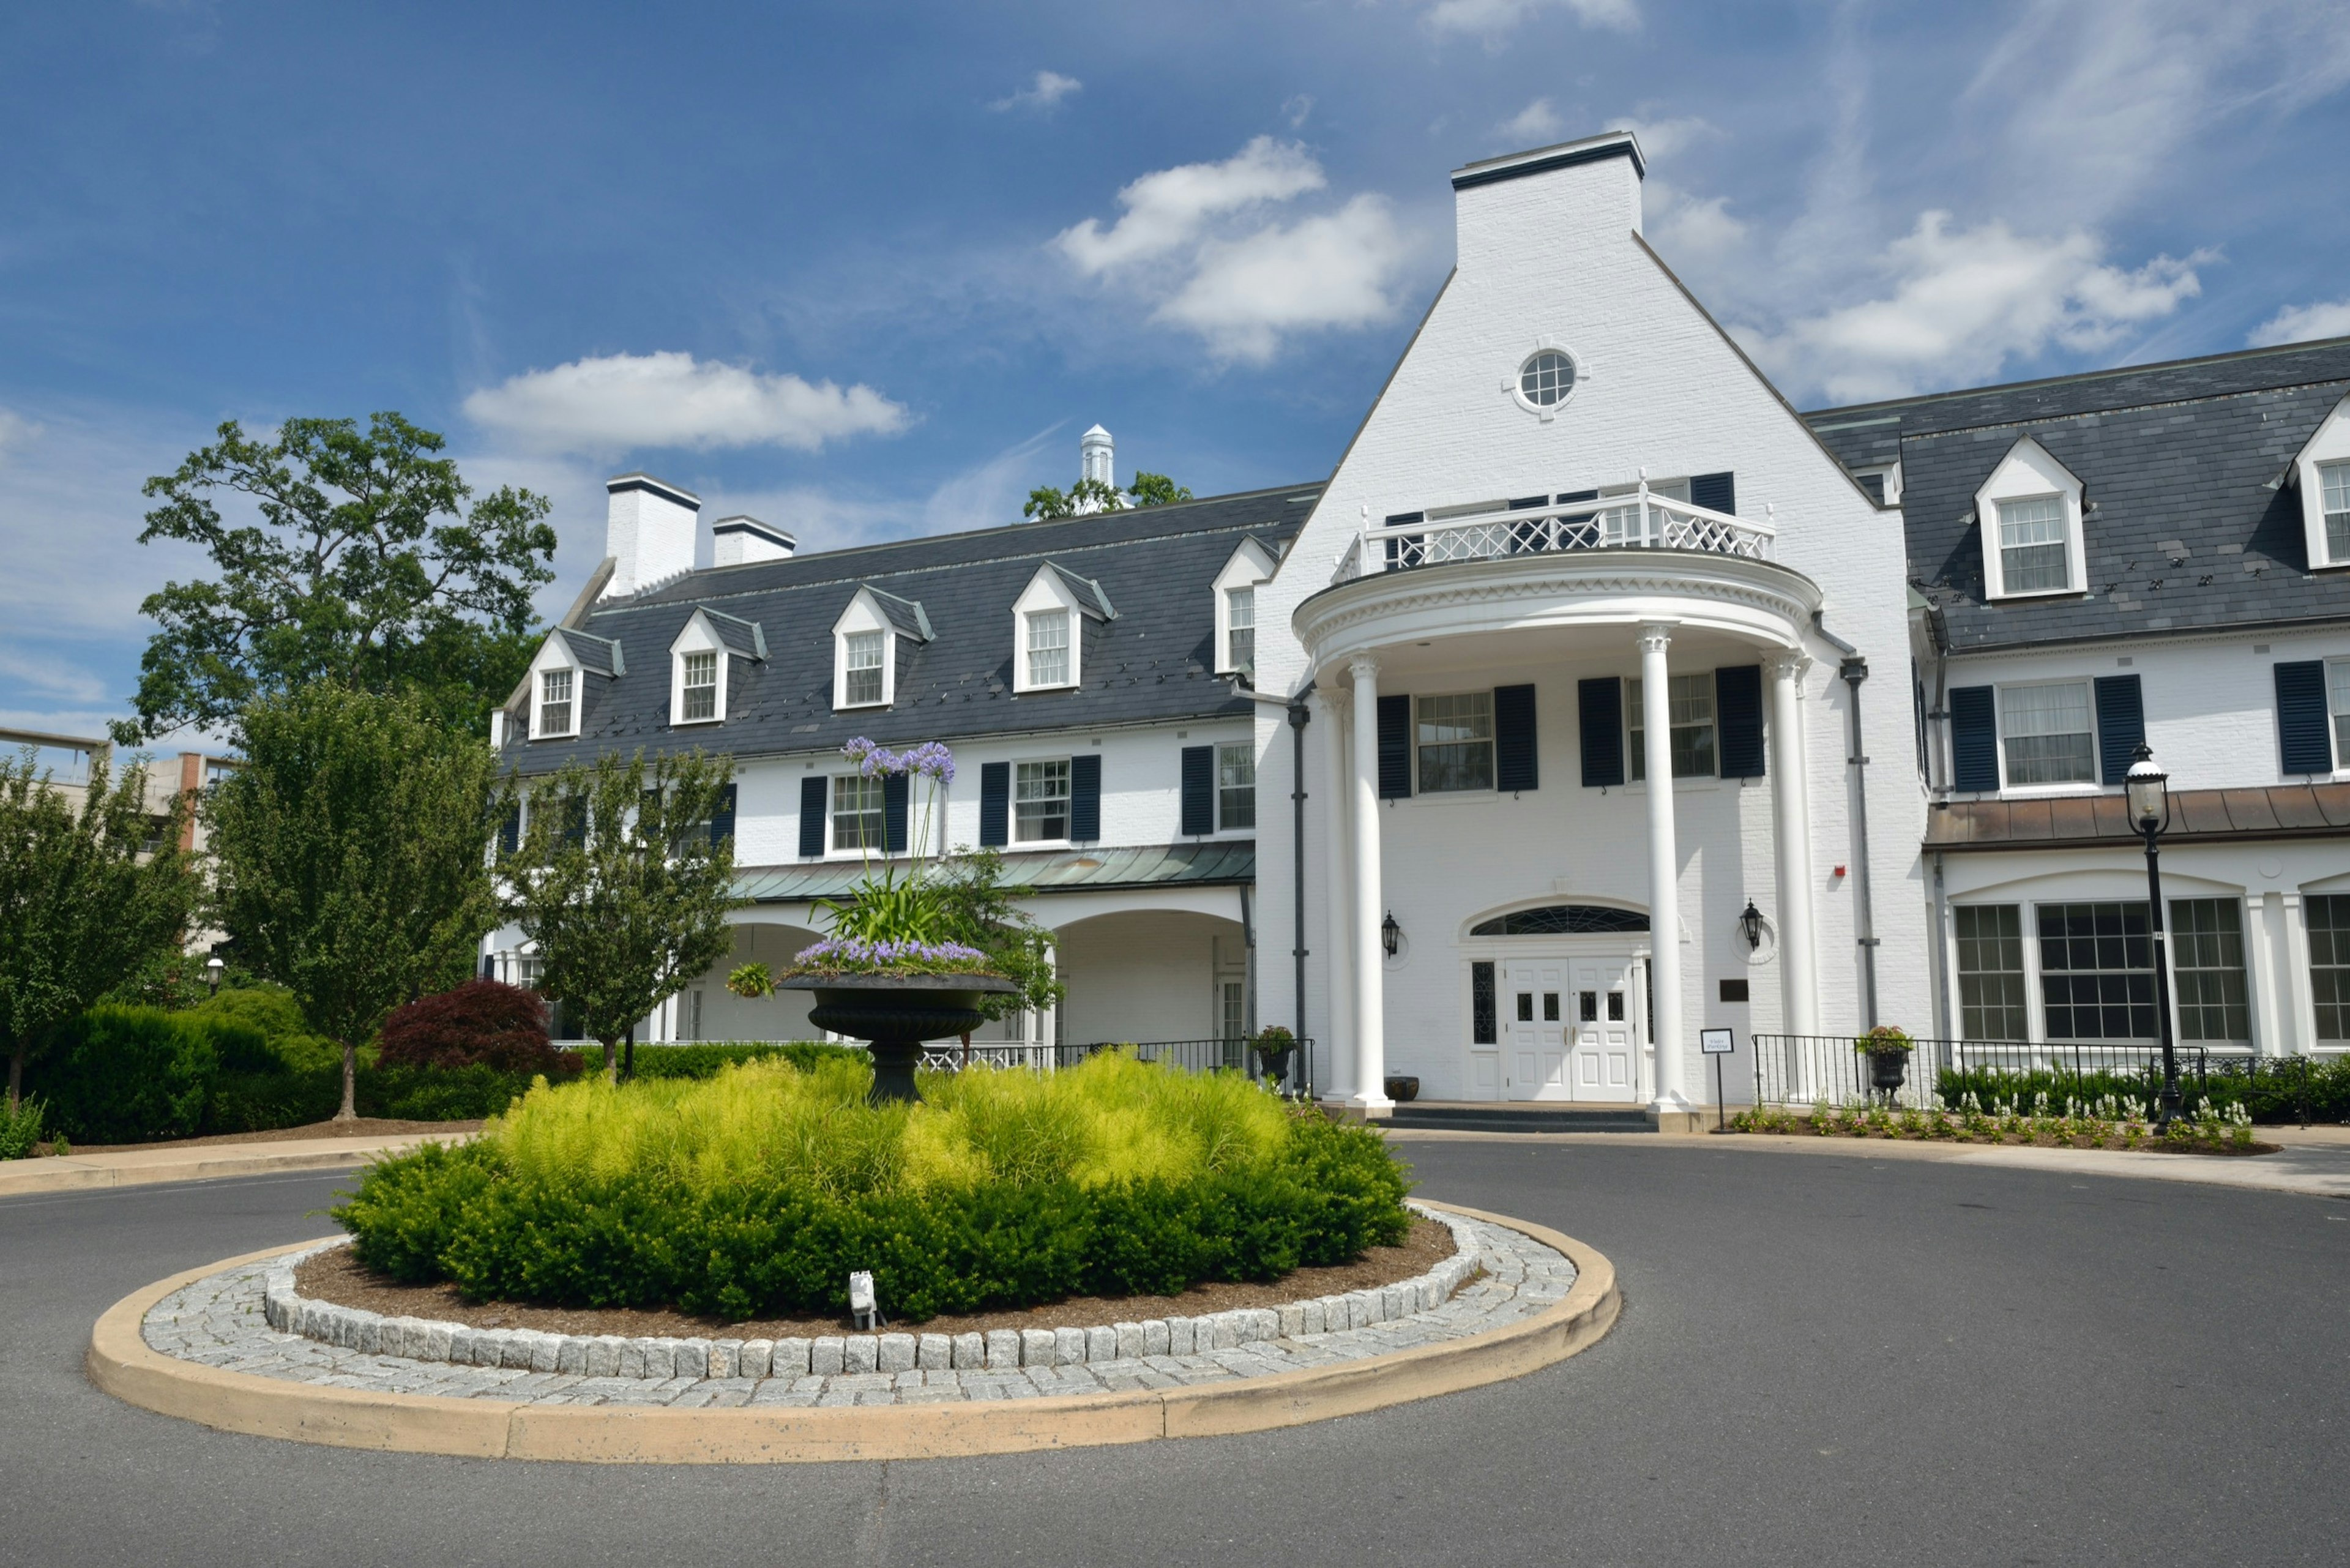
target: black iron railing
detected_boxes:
[1751,1034,2232,1110]
[916,1037,1318,1099]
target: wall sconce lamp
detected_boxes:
[1738,901,1765,951]
[1381,910,1401,958]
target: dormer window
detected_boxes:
[680,651,718,722]
[1211,536,1276,678]
[1975,436,2086,600]
[537,669,574,737]
[2285,396,2350,569]
[1226,588,1255,674]
[2322,462,2350,562]
[830,584,928,710]
[1026,610,1071,687]
[843,631,885,706]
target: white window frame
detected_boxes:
[1212,539,1276,678]
[830,589,900,711]
[842,632,886,708]
[679,650,718,723]
[531,660,578,739]
[1010,562,1108,693]
[830,773,887,855]
[1025,609,1071,690]
[1627,671,1717,783]
[2287,395,2350,570]
[2328,659,2350,772]
[1013,758,1072,844]
[1975,436,2087,601]
[1996,679,2100,792]
[667,609,742,729]
[1215,741,1256,831]
[1416,691,1497,794]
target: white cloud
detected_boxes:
[0,408,32,465]
[2248,298,2350,348]
[1745,213,2211,404]
[461,351,909,456]
[1493,98,1564,144]
[1613,114,1716,163]
[1282,94,1315,130]
[1055,137,1325,277]
[1425,0,1638,42]
[1156,196,1412,364]
[1646,184,1748,266]
[990,70,1082,113]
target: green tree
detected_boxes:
[933,846,1064,1023]
[1125,471,1194,507]
[502,750,742,1083]
[206,685,506,1120]
[118,412,559,744]
[0,753,201,1110]
[1022,472,1190,521]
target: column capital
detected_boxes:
[1769,648,1813,684]
[1636,622,1674,654]
[1346,654,1382,683]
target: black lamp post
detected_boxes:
[204,955,224,996]
[2124,741,2180,1129]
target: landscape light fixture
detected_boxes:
[848,1270,884,1331]
[1738,901,1765,951]
[2125,741,2182,1129]
[1381,910,1401,958]
[204,955,224,995]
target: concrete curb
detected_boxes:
[86,1200,1620,1464]
[0,1134,464,1199]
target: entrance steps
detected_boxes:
[1384,1100,1656,1133]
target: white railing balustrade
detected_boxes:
[1334,482,1775,584]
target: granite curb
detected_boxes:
[0,1133,466,1199]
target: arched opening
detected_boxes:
[1468,904,1651,938]
[685,920,825,1042]
[1053,909,1250,1052]
[1458,902,1650,1105]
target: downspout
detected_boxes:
[1813,613,1879,1031]
[1240,679,1315,1097]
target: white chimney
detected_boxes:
[602,474,699,599]
[711,515,796,567]
[1451,129,1645,274]
[1080,424,1114,487]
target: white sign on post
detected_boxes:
[1699,1028,1735,1055]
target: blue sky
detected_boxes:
[4,0,2346,744]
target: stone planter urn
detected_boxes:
[1867,1049,1911,1097]
[1384,1075,1420,1103]
[781,973,1020,1104]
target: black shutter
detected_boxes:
[1716,665,1766,778]
[979,761,1010,847]
[799,775,828,858]
[1376,693,1412,798]
[1689,471,1736,515]
[1180,745,1214,835]
[1070,753,1101,842]
[707,783,736,849]
[883,772,909,854]
[1494,684,1538,792]
[2093,674,2144,785]
[498,803,520,857]
[1951,685,1999,792]
[1578,678,1624,788]
[2277,660,2333,774]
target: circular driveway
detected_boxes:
[4,1140,2345,1567]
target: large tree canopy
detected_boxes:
[1023,471,1193,521]
[119,412,559,743]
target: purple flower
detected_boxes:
[840,737,955,783]
[794,935,988,969]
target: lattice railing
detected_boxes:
[1334,485,1775,584]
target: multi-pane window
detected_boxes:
[2328,660,2350,768]
[681,651,718,721]
[843,630,885,706]
[1015,759,1071,842]
[1954,904,2029,1041]
[1026,610,1071,687]
[2322,461,2350,564]
[1226,587,1255,673]
[2000,682,2095,785]
[539,668,573,736]
[832,775,886,852]
[1627,673,1717,781]
[2170,898,2251,1043]
[1471,961,1497,1045]
[1997,495,2072,593]
[1217,742,1256,830]
[2308,895,2350,1041]
[1417,692,1494,793]
[2037,902,2156,1041]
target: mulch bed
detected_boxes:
[34,1119,484,1155]
[295,1215,1459,1338]
[1725,1127,2282,1157]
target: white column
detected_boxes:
[2283,892,2318,1055]
[2248,890,2283,1058]
[1767,651,1819,1038]
[1315,688,1356,1099]
[1348,656,1394,1116]
[1639,624,1690,1113]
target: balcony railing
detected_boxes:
[1334,483,1775,585]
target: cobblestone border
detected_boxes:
[263,1206,1484,1381]
[89,1200,1619,1463]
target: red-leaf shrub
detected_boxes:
[376,981,578,1077]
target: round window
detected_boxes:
[1519,349,1576,407]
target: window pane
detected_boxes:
[1417,692,1494,793]
[1954,904,2029,1041]
[2000,682,2095,785]
[1026,611,1070,686]
[540,668,572,734]
[1997,496,2070,592]
[843,630,884,706]
[2310,895,2350,1041]
[2324,463,2350,562]
[2170,898,2250,1042]
[1627,673,1717,781]
[1015,758,1071,842]
[832,775,885,851]
[682,650,717,720]
[1217,742,1256,830]
[1471,961,1496,1045]
[2036,902,2155,1041]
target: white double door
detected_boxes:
[1502,954,1639,1103]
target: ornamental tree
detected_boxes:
[205,684,507,1119]
[0,752,201,1110]
[1022,471,1192,521]
[118,411,558,744]
[502,749,742,1082]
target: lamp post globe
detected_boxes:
[2125,742,2182,1129]
[204,955,225,996]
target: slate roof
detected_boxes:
[1925,783,2350,851]
[502,484,1321,777]
[735,840,1256,904]
[1803,337,2350,652]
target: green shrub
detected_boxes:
[0,1095,45,1160]
[557,1041,865,1081]
[337,1053,1411,1322]
[1936,1056,2350,1124]
[188,984,311,1046]
[34,1006,240,1143]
